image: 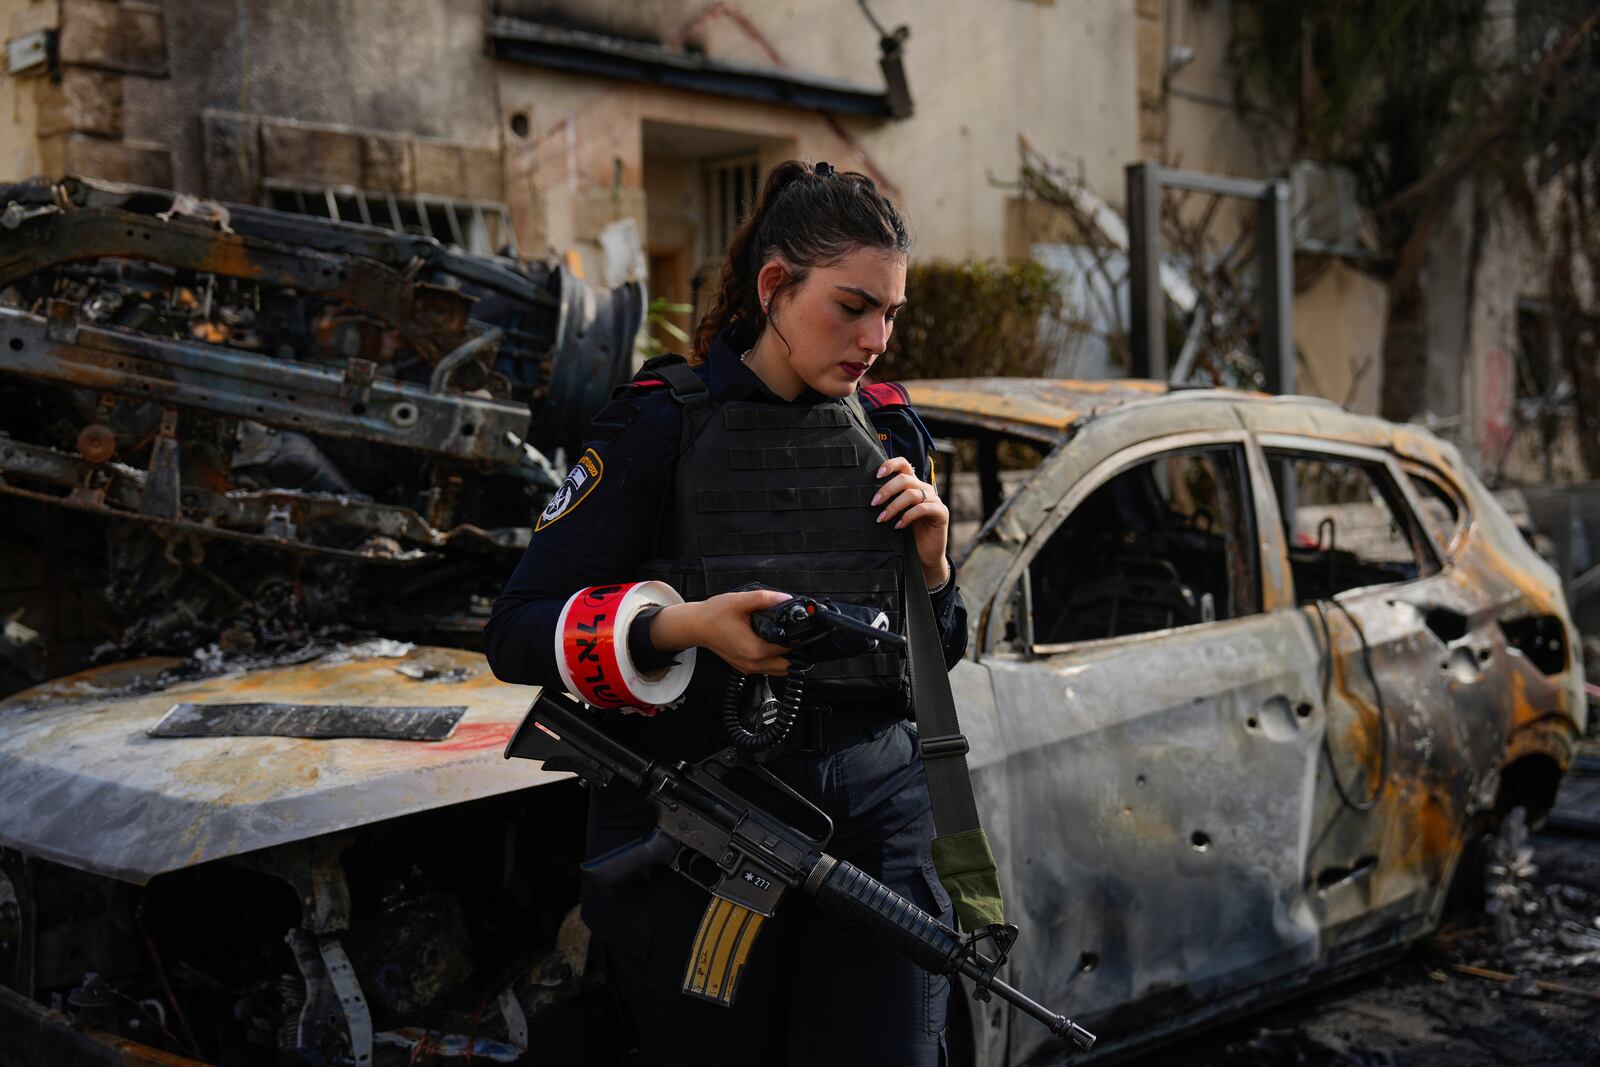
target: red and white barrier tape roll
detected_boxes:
[555,581,694,712]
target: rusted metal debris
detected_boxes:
[0,645,564,883]
[0,175,641,673]
[0,171,635,1064]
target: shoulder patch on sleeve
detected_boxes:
[858,381,911,411]
[536,448,604,531]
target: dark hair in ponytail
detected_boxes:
[691,160,910,360]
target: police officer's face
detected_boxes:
[759,247,907,398]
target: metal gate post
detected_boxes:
[1123,164,1296,393]
[1259,178,1295,395]
[1126,162,1166,380]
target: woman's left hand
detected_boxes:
[873,456,951,589]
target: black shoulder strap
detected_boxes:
[645,358,714,444]
[903,550,984,838]
[653,360,706,399]
[842,392,887,460]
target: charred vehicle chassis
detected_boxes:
[0,176,642,676]
[0,177,643,1065]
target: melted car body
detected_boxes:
[909,377,1584,1065]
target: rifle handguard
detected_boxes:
[808,855,963,975]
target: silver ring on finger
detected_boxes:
[916,487,927,504]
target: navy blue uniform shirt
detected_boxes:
[484,331,966,689]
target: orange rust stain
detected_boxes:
[1390,427,1454,472]
[101,1030,211,1066]
[1053,379,1169,397]
[1509,670,1536,730]
[430,721,516,753]
[194,460,233,493]
[1454,532,1561,616]
[208,652,485,697]
[1112,804,1178,845]
[1387,780,1461,880]
[167,736,330,806]
[196,238,269,283]
[902,386,1077,430]
[1503,717,1577,770]
[1327,644,1384,782]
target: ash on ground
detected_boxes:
[1133,820,1600,1067]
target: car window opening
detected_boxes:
[936,431,1046,556]
[1026,446,1260,648]
[1266,452,1438,604]
[1406,469,1470,552]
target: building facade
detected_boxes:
[0,0,1567,480]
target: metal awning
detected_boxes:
[489,16,900,119]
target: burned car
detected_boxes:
[0,199,1585,1067]
[907,377,1586,1065]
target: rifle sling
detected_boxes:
[903,540,984,837]
[840,388,986,840]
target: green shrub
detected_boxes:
[874,260,1064,382]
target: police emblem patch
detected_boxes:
[536,448,604,531]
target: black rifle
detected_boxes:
[503,690,1096,1051]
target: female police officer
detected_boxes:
[485,161,965,1065]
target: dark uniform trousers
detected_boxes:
[582,718,952,1066]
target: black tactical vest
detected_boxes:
[642,359,909,706]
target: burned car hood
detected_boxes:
[0,646,562,884]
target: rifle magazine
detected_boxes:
[681,896,766,1006]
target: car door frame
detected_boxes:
[1252,431,1494,956]
[971,427,1335,1065]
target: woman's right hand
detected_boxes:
[650,589,794,675]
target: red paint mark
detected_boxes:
[431,722,516,753]
[669,2,902,200]
[1480,349,1514,465]
[674,3,785,66]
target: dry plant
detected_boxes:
[1017,137,1269,389]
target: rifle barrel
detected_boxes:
[956,963,1096,1051]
